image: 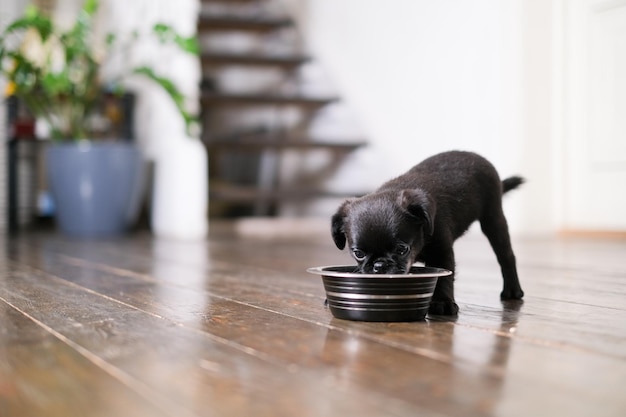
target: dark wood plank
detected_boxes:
[3,257,502,416]
[7,231,626,417]
[38,238,626,360]
[0,261,427,417]
[0,299,173,417]
[14,232,626,357]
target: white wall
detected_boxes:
[285,0,560,236]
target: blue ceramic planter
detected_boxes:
[46,141,146,237]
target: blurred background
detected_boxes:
[2,0,625,237]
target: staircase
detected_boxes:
[198,0,367,217]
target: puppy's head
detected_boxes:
[331,189,436,274]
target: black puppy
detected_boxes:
[331,150,524,315]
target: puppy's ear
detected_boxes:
[331,200,351,249]
[398,189,436,236]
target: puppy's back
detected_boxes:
[379,151,504,237]
[380,150,501,196]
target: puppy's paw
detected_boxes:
[428,300,459,316]
[500,288,524,300]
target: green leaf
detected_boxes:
[134,66,183,105]
[174,35,200,55]
[41,70,71,95]
[153,23,171,39]
[133,66,198,135]
[152,23,199,55]
[6,52,39,92]
[82,0,99,16]
[105,33,116,46]
[2,7,53,41]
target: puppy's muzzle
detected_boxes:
[372,260,389,274]
[366,259,410,274]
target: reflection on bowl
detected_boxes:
[307,265,452,322]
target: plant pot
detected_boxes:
[46,141,146,237]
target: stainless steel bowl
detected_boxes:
[307,265,452,322]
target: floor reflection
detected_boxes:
[489,300,524,369]
[319,301,524,416]
[150,238,211,325]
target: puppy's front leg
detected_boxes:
[423,246,459,316]
[430,277,458,315]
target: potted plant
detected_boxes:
[0,0,199,237]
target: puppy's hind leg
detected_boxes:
[480,206,524,300]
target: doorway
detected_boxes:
[562,0,626,232]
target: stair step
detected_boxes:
[210,183,366,203]
[201,52,310,69]
[198,15,292,32]
[207,138,367,152]
[202,0,258,3]
[201,92,338,108]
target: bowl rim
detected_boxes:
[306,265,452,279]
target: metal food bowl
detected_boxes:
[307,265,452,322]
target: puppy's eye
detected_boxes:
[396,243,410,256]
[352,249,367,261]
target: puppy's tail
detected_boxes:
[502,176,525,194]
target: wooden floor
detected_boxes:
[1,221,625,417]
